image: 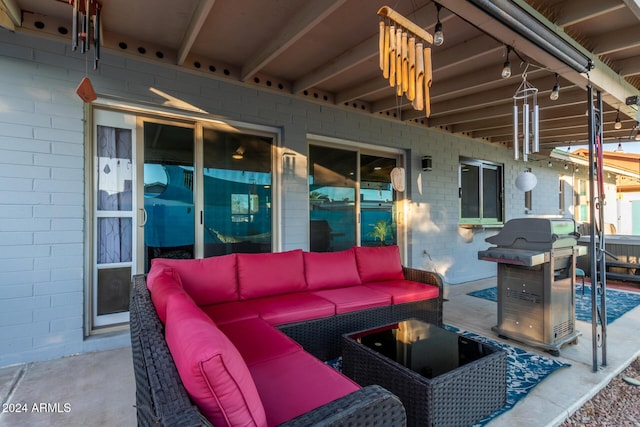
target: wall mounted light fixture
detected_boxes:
[422,155,433,171]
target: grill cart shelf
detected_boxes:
[479,218,585,356]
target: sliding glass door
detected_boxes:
[142,121,195,270]
[309,141,402,251]
[202,127,273,257]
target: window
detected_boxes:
[459,158,503,225]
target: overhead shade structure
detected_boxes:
[467,0,593,74]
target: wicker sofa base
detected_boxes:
[131,274,441,426]
[130,265,442,426]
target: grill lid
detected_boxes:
[485,218,579,250]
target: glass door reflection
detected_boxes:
[143,121,195,270]
[309,145,357,251]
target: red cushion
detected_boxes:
[165,293,267,427]
[249,351,360,426]
[364,279,440,304]
[148,267,186,324]
[355,245,405,282]
[247,293,335,326]
[303,248,362,290]
[312,286,391,314]
[152,254,238,305]
[201,301,260,326]
[218,318,302,366]
[237,250,306,300]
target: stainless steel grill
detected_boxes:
[478,218,585,356]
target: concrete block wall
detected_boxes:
[0,29,574,365]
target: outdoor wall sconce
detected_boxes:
[422,155,432,171]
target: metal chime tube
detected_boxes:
[513,104,519,160]
[72,1,78,51]
[94,4,100,69]
[523,103,530,162]
[532,104,539,152]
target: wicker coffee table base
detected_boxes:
[342,328,507,427]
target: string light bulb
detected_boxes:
[550,74,560,101]
[501,46,512,79]
[433,3,444,46]
[614,109,622,130]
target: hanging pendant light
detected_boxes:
[550,73,560,101]
[433,3,444,46]
[614,109,622,130]
[501,46,512,79]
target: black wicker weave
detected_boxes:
[342,322,507,427]
[278,267,443,361]
[130,270,433,426]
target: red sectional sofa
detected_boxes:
[130,245,443,426]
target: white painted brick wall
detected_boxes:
[0,28,593,364]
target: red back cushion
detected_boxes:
[355,245,405,283]
[237,250,307,300]
[151,254,238,305]
[165,293,267,427]
[148,266,185,324]
[303,248,362,290]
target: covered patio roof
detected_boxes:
[2,0,640,155]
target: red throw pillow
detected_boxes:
[148,267,185,324]
[151,254,238,305]
[165,293,267,427]
[355,245,405,283]
[303,248,362,290]
[237,250,306,300]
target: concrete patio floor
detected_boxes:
[1,277,638,427]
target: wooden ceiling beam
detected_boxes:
[240,0,347,82]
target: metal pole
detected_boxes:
[587,85,598,372]
[596,90,607,367]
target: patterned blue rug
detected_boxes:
[444,325,569,426]
[467,285,640,324]
[328,326,569,426]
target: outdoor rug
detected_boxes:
[327,326,569,426]
[444,325,569,426]
[467,285,640,324]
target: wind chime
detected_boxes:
[68,0,102,102]
[512,68,540,162]
[377,6,434,117]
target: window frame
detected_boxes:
[458,157,504,226]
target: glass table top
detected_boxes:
[347,319,500,379]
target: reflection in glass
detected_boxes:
[460,163,480,219]
[143,122,195,268]
[360,154,397,246]
[203,128,272,256]
[309,145,357,251]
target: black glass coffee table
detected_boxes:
[342,319,507,427]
